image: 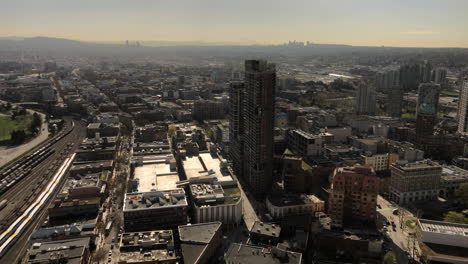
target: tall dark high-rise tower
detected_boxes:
[230,60,276,197]
[416,83,440,136]
[229,82,245,178]
[244,60,276,196]
[355,80,376,115]
[388,85,404,118]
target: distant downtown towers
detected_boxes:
[229,60,276,197]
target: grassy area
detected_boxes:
[441,90,459,96]
[405,219,417,229]
[0,109,12,115]
[0,115,33,141]
[402,113,416,119]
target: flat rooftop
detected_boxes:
[291,129,320,140]
[31,220,96,240]
[133,155,179,192]
[353,136,385,145]
[419,219,468,237]
[70,160,113,171]
[392,160,441,171]
[61,174,102,194]
[250,221,281,238]
[441,165,468,181]
[190,182,241,206]
[324,144,359,153]
[123,189,188,212]
[225,243,302,264]
[118,249,179,263]
[120,230,174,249]
[27,237,90,264]
[51,197,101,209]
[182,152,232,182]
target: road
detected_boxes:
[0,110,49,168]
[0,118,86,263]
[228,169,259,230]
[377,196,420,264]
[92,135,130,264]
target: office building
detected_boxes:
[48,198,100,223]
[355,80,376,115]
[26,237,91,264]
[417,219,468,263]
[389,160,442,204]
[400,64,420,91]
[241,60,276,196]
[123,189,188,231]
[375,67,400,92]
[193,99,224,121]
[420,61,433,83]
[457,78,468,134]
[225,243,302,264]
[129,154,179,192]
[433,67,447,84]
[416,83,440,136]
[178,222,223,264]
[266,193,324,219]
[180,148,243,225]
[281,150,322,193]
[440,165,468,197]
[362,153,399,172]
[189,181,242,225]
[311,217,383,262]
[388,85,404,117]
[118,230,180,264]
[287,129,323,157]
[328,167,379,229]
[249,221,281,245]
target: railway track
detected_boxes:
[0,154,76,256]
[0,119,75,195]
[0,121,77,229]
[0,118,86,262]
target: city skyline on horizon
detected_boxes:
[2,0,468,48]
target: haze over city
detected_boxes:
[2,0,468,47]
[1,1,468,264]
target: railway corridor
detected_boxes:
[0,118,86,262]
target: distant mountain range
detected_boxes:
[1,36,467,63]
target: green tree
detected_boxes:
[383,251,396,264]
[29,112,42,135]
[168,124,176,137]
[10,130,27,144]
[455,183,468,205]
[205,127,214,140]
[443,211,468,224]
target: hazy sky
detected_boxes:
[1,0,467,47]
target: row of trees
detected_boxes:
[10,130,28,144]
[443,183,468,224]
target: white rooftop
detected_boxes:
[182,152,232,182]
[133,155,179,192]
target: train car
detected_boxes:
[0,200,7,211]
